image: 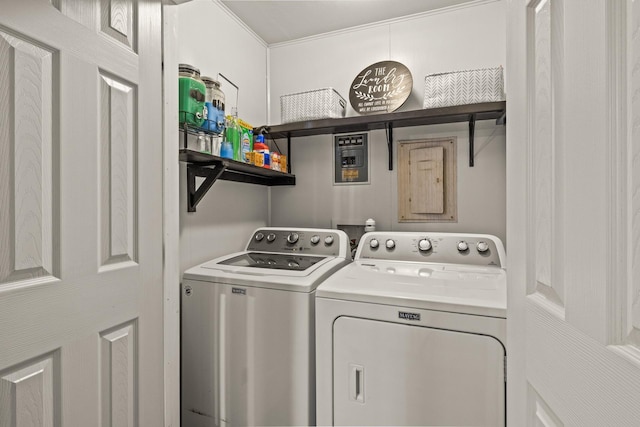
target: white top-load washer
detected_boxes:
[315,232,506,427]
[181,227,351,427]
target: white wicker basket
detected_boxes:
[423,66,505,109]
[280,88,346,124]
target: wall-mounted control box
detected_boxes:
[334,133,369,185]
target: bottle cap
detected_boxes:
[179,63,200,75]
[201,76,220,88]
[254,142,269,152]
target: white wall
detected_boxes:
[268,0,507,244]
[177,0,269,271]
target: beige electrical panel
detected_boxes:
[398,138,457,222]
[409,146,444,213]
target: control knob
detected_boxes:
[324,235,334,245]
[457,241,469,252]
[369,238,379,249]
[418,238,432,252]
[287,232,299,244]
[255,232,265,242]
[476,241,489,253]
[266,233,276,242]
[310,235,320,245]
[288,260,300,268]
[386,239,396,250]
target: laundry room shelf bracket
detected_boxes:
[469,114,476,167]
[186,163,225,212]
[287,134,292,173]
[180,147,296,212]
[386,122,393,171]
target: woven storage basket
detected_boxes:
[280,88,346,124]
[423,66,505,109]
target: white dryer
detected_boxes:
[181,227,351,427]
[316,232,506,426]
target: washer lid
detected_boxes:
[217,252,326,271]
[183,251,352,292]
[316,260,506,318]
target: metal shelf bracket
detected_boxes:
[287,134,292,173]
[187,163,226,212]
[386,122,393,171]
[469,113,476,167]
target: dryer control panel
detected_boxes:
[247,228,348,257]
[357,232,505,267]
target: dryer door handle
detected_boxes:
[349,364,365,403]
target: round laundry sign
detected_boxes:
[349,60,413,115]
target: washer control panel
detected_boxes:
[358,232,504,267]
[247,228,345,257]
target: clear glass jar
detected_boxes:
[196,131,211,154]
[201,77,225,112]
[178,64,206,126]
[212,80,225,113]
[201,76,226,133]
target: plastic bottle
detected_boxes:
[365,218,376,232]
[238,119,253,163]
[220,141,234,159]
[254,135,270,169]
[225,116,241,161]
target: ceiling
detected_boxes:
[220,0,478,45]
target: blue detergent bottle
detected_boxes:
[220,141,234,159]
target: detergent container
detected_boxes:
[201,76,225,134]
[179,64,206,127]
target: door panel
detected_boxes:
[100,321,137,427]
[99,71,137,268]
[529,0,565,306]
[0,1,163,426]
[508,0,640,424]
[629,0,640,345]
[100,0,136,51]
[527,384,563,427]
[0,29,57,285]
[0,352,58,427]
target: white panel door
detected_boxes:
[0,0,164,426]
[507,0,640,425]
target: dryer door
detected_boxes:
[333,317,505,426]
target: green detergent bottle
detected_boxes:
[237,118,253,163]
[225,116,241,161]
[178,64,206,127]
